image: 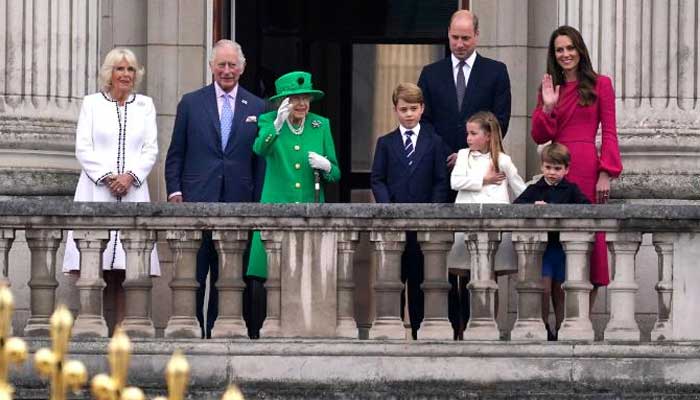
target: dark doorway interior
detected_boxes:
[233,0,457,202]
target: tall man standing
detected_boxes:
[417,10,512,339]
[165,39,266,339]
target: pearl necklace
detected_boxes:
[286,117,305,135]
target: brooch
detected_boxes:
[311,120,322,128]
[245,115,257,123]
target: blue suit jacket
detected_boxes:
[418,54,511,155]
[371,125,449,203]
[165,84,266,202]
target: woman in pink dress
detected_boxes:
[531,25,623,307]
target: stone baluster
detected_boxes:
[260,230,284,337]
[71,229,109,338]
[211,230,248,338]
[510,232,548,341]
[558,232,595,341]
[604,233,642,341]
[0,230,14,287]
[651,233,675,341]
[463,232,501,340]
[164,230,202,338]
[23,229,62,337]
[336,231,359,338]
[416,231,453,340]
[369,231,405,339]
[119,229,156,338]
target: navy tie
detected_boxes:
[456,60,466,111]
[404,130,415,166]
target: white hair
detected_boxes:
[210,39,246,66]
[99,47,144,92]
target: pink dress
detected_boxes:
[531,75,623,286]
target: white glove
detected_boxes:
[308,151,331,173]
[273,97,291,133]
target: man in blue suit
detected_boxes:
[165,39,266,339]
[418,10,512,340]
[371,83,449,339]
[418,9,511,171]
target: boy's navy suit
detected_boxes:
[371,124,449,337]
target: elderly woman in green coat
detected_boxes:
[245,71,340,336]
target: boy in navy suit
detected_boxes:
[513,142,589,340]
[371,83,449,339]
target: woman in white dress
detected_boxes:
[63,47,160,327]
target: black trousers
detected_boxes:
[448,270,471,340]
[196,231,219,338]
[400,231,424,338]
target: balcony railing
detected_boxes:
[0,200,697,342]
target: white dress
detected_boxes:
[63,92,160,275]
[448,149,526,273]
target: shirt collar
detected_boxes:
[469,150,489,158]
[543,177,562,186]
[214,81,238,100]
[399,123,420,137]
[451,51,477,70]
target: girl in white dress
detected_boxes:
[63,48,160,327]
[448,111,526,322]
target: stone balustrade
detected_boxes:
[0,200,698,342]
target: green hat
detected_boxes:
[269,71,324,102]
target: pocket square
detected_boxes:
[245,115,257,123]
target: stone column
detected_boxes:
[651,233,675,341]
[558,231,595,341]
[119,229,156,338]
[604,233,642,341]
[260,230,284,337]
[369,231,405,340]
[417,231,453,340]
[71,230,109,338]
[0,0,100,197]
[0,230,14,287]
[23,229,62,337]
[464,232,501,341]
[211,230,248,339]
[336,231,359,338]
[510,232,548,341]
[164,230,201,338]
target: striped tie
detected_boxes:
[404,130,415,166]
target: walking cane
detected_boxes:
[313,170,321,203]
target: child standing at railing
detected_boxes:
[513,142,590,340]
[448,111,526,338]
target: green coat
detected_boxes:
[246,111,340,279]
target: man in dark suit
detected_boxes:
[371,83,449,339]
[165,39,266,339]
[417,10,512,339]
[418,9,511,171]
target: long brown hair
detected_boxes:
[546,25,598,106]
[467,111,505,172]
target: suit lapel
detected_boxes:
[441,58,460,113]
[203,84,222,151]
[461,54,481,114]
[389,130,411,169]
[410,130,432,174]
[225,88,249,153]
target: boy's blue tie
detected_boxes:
[220,94,233,151]
[404,130,415,166]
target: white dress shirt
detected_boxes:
[399,123,421,149]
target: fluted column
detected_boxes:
[23,229,62,336]
[336,231,359,338]
[71,229,109,338]
[119,229,156,338]
[604,233,642,341]
[417,231,452,340]
[651,233,675,341]
[164,230,201,338]
[0,0,100,196]
[0,230,13,287]
[510,232,548,341]
[260,230,284,337]
[558,231,595,341]
[369,231,405,340]
[211,230,248,339]
[464,232,500,341]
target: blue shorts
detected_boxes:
[542,241,566,283]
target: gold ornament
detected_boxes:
[153,350,190,400]
[91,327,145,400]
[0,284,27,399]
[222,385,245,400]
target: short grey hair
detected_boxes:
[99,47,144,93]
[210,39,246,66]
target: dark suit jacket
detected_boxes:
[165,84,266,202]
[418,54,511,155]
[513,177,590,205]
[371,125,449,203]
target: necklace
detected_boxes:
[286,117,305,135]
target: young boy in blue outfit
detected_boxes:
[371,82,449,339]
[513,142,589,340]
